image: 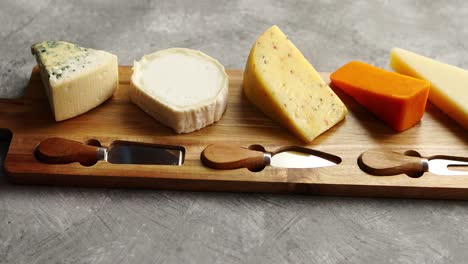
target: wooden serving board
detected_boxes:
[1,66,468,199]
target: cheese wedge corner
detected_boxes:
[243,25,347,142]
[31,41,118,121]
[390,48,468,130]
[331,61,430,131]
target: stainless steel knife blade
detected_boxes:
[270,150,338,168]
[107,141,184,165]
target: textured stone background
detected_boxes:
[1,0,468,263]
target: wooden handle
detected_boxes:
[201,144,266,170]
[36,137,101,166]
[358,149,428,176]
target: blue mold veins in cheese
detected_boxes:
[31,41,118,121]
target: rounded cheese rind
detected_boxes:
[130,48,228,133]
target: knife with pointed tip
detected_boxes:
[36,137,184,166]
[200,144,340,170]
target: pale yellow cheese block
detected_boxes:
[390,48,468,130]
[243,25,347,142]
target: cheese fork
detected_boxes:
[358,149,468,177]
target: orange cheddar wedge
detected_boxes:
[330,61,430,131]
[391,48,468,130]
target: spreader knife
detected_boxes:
[36,137,184,166]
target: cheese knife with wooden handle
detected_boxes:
[201,144,340,170]
[35,137,184,166]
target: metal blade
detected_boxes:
[270,150,338,169]
[107,142,184,165]
[429,159,468,176]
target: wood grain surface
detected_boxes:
[1,66,467,199]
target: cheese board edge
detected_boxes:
[1,66,468,199]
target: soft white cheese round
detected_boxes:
[130,48,228,133]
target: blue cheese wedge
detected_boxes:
[31,41,118,121]
[130,48,228,133]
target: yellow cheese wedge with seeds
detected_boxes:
[243,25,347,142]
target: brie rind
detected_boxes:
[130,48,228,133]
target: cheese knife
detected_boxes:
[201,144,340,170]
[358,149,468,177]
[35,137,184,166]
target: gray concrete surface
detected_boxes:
[1,0,468,263]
